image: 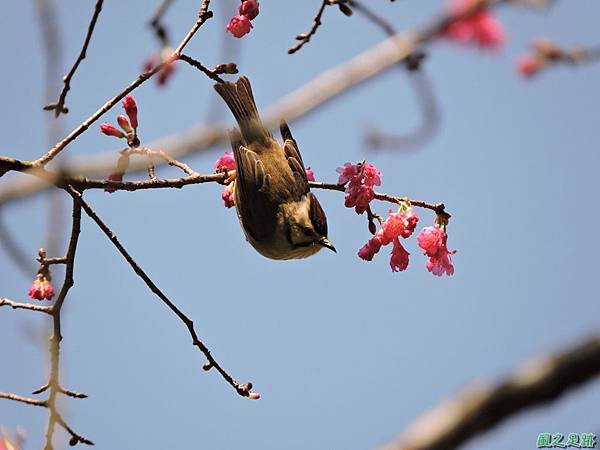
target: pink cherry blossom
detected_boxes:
[221,185,235,208]
[100,123,125,139]
[336,162,382,214]
[416,226,445,257]
[357,208,416,272]
[239,0,260,20]
[305,167,315,182]
[122,94,138,129]
[28,273,54,301]
[344,184,375,215]
[214,151,236,172]
[442,0,505,48]
[380,207,419,244]
[417,226,456,277]
[390,238,410,272]
[426,250,455,277]
[336,162,358,184]
[227,15,253,38]
[357,234,383,261]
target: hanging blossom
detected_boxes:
[441,0,505,49]
[417,225,456,276]
[28,250,54,301]
[336,162,382,215]
[227,0,260,38]
[358,206,419,272]
[213,151,237,207]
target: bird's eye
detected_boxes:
[302,227,313,237]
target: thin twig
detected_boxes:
[34,0,213,167]
[67,186,256,398]
[380,334,600,450]
[0,0,510,203]
[0,298,53,314]
[44,0,104,117]
[179,54,225,83]
[43,197,82,450]
[288,0,333,54]
[0,392,48,407]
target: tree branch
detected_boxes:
[33,0,213,167]
[44,0,104,117]
[0,298,53,314]
[380,334,600,450]
[67,186,258,398]
[0,0,509,203]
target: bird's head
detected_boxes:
[285,193,336,256]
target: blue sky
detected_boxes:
[1,1,599,449]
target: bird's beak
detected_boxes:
[318,237,337,253]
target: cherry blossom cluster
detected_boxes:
[99,95,141,191]
[336,161,455,276]
[28,248,54,301]
[213,151,314,208]
[100,94,140,147]
[358,205,419,272]
[336,161,382,214]
[441,0,505,49]
[227,0,260,38]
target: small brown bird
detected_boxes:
[214,76,335,260]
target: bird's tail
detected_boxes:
[214,76,271,143]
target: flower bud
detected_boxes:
[305,167,315,182]
[100,123,125,139]
[117,115,133,134]
[227,15,253,38]
[122,94,138,129]
[239,0,260,20]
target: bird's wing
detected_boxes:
[232,139,278,242]
[280,119,310,201]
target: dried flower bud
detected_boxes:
[213,63,239,75]
[337,3,353,16]
[122,94,138,129]
[100,123,125,139]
